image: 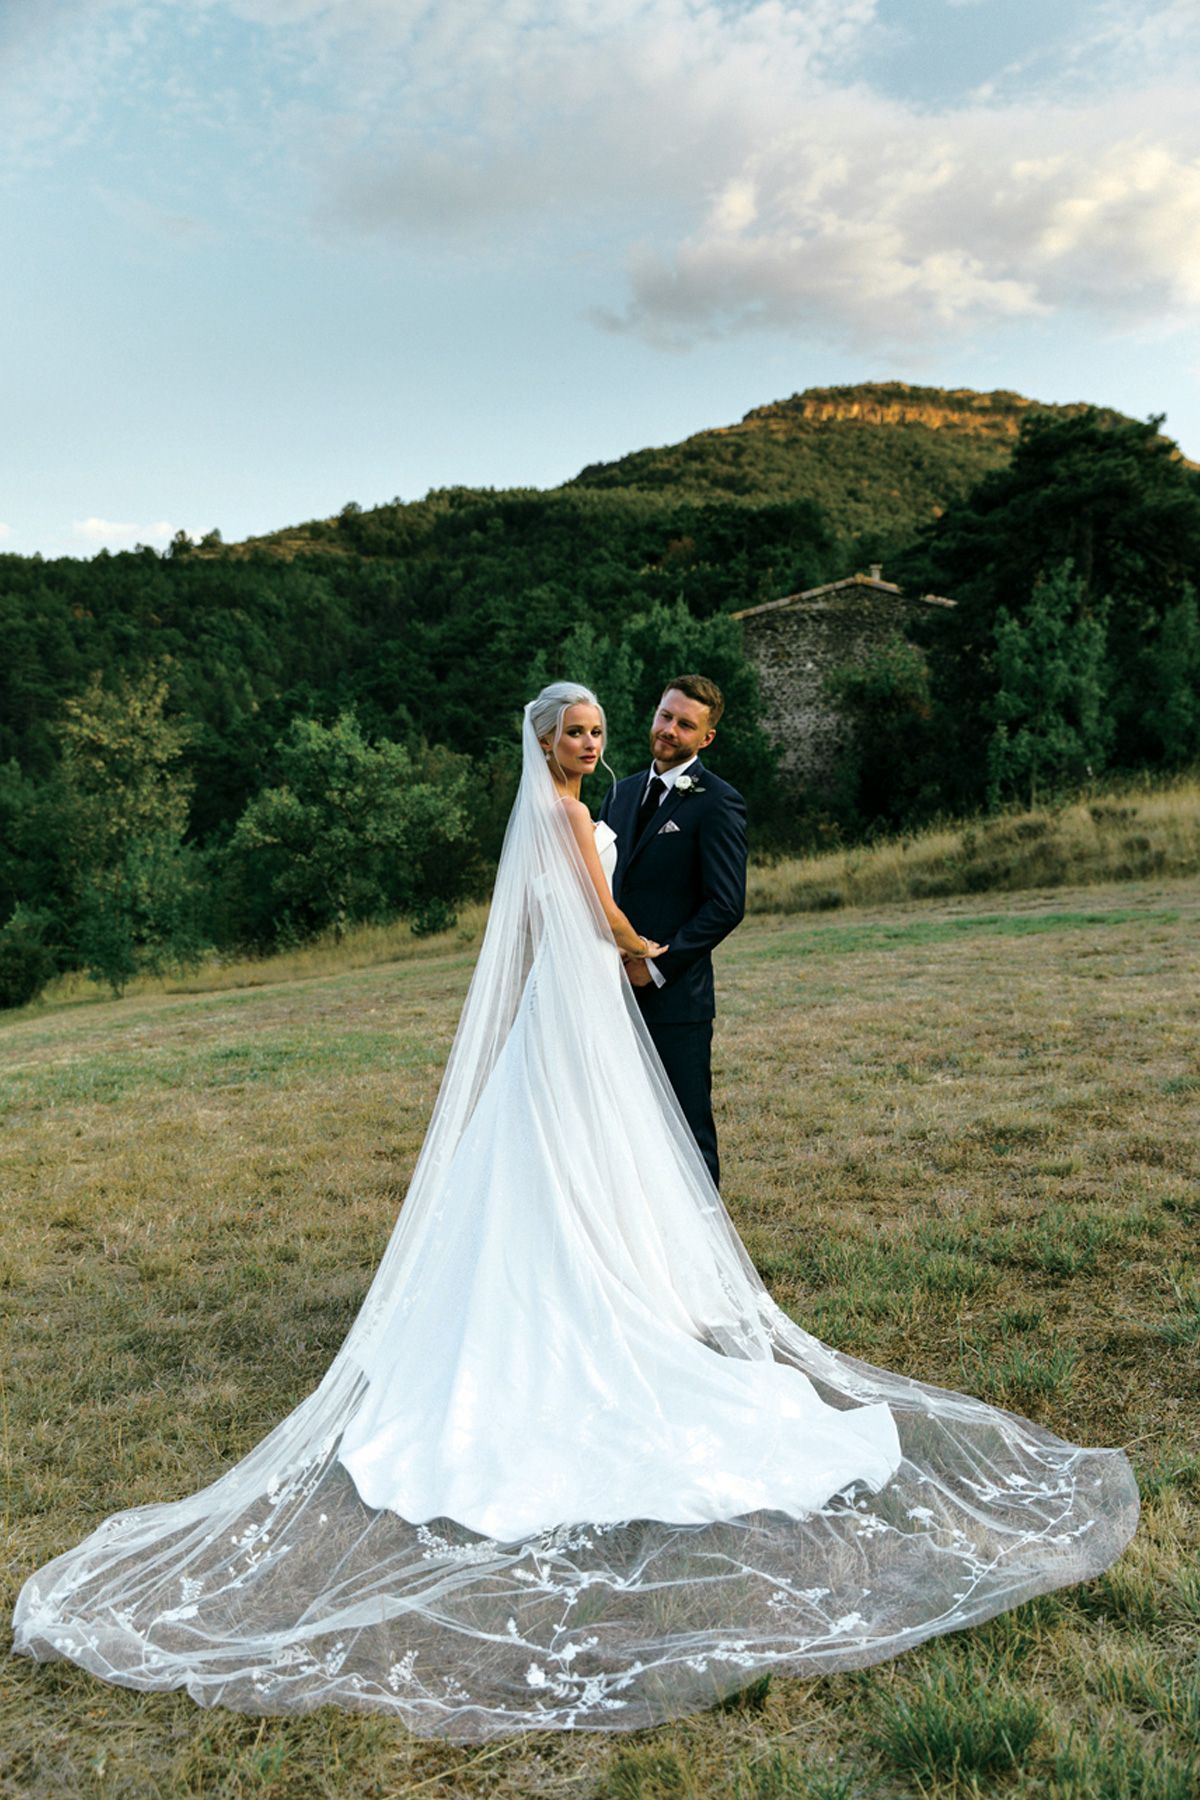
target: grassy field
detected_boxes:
[2,875,1198,1799]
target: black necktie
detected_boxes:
[636,774,666,840]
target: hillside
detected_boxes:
[232,382,1111,563]
[566,381,1115,546]
[3,385,1198,994]
[4,384,1191,820]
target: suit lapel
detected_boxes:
[616,772,646,850]
[623,761,703,875]
[610,773,647,899]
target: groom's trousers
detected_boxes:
[646,1020,720,1190]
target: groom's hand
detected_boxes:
[622,956,653,988]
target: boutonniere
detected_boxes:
[674,774,706,795]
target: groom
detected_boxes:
[599,675,747,1188]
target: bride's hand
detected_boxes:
[638,938,668,960]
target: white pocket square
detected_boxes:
[658,819,681,834]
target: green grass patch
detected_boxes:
[1150,1271,1200,1347]
[733,1751,860,1799]
[0,1026,442,1113]
[958,1328,1080,1413]
[601,1748,690,1799]
[1092,1652,1200,1736]
[746,908,1179,962]
[1052,1726,1200,1799]
[1139,1449,1200,1501]
[866,1654,1044,1783]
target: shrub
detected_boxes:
[0,904,57,1009]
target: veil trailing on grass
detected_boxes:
[13,704,1138,1738]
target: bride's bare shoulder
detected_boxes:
[555,795,598,849]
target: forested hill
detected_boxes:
[3,384,1199,1002]
[235,383,1101,564]
[2,382,1190,843]
[566,383,1108,542]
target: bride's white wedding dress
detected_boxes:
[13,713,1138,1739]
[337,819,899,1536]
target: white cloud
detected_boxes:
[253,0,1200,348]
[1082,0,1200,73]
[72,517,177,551]
[301,0,875,240]
[600,90,1200,347]
[5,0,1200,353]
[0,1,147,171]
[0,523,12,541]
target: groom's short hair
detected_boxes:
[665,674,724,727]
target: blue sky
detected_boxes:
[3,0,1198,558]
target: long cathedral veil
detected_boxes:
[13,703,1138,1737]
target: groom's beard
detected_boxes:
[649,729,694,771]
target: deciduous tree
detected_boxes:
[227,712,472,945]
[59,662,201,994]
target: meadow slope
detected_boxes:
[2,880,1198,1799]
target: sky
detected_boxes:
[3,0,1199,559]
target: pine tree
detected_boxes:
[987,563,1111,808]
[1142,586,1200,766]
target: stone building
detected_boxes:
[733,567,954,796]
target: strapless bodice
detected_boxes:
[594,818,617,889]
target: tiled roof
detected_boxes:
[733,570,955,620]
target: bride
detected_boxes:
[13,682,1138,1739]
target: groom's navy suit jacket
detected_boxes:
[599,760,747,1026]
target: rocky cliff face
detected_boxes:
[734,382,1085,440]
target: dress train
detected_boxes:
[12,730,1139,1737]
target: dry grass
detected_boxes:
[2,874,1199,1798]
[748,779,1200,915]
[26,906,491,1014]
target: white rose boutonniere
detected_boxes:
[674,774,706,795]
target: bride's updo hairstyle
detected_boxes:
[528,680,616,785]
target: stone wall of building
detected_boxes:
[737,578,952,796]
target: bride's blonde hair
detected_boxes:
[528,681,603,744]
[528,681,616,785]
